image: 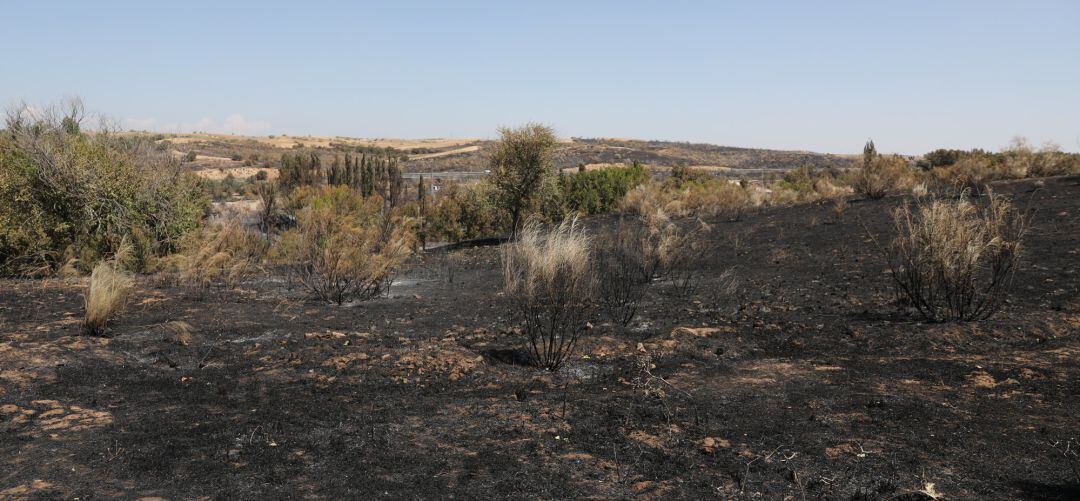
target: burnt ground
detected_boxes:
[2,176,1078,500]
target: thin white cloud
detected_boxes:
[220,114,271,135]
[122,117,160,129]
[122,114,272,135]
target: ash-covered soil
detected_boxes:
[2,177,1077,500]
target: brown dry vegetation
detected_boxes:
[81,260,133,336]
[275,186,414,304]
[884,190,1026,322]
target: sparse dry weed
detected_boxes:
[82,260,134,336]
[885,190,1026,321]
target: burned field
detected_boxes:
[1,177,1077,499]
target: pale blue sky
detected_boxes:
[3,0,1078,153]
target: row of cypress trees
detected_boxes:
[279,152,405,205]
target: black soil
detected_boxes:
[2,177,1078,499]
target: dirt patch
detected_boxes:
[194,166,279,181]
[2,400,113,438]
[409,145,480,160]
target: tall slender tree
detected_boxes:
[863,139,878,169]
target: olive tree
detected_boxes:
[489,123,558,238]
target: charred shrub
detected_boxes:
[594,219,648,326]
[594,213,710,325]
[502,218,594,370]
[885,190,1025,322]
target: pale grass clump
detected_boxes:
[83,260,134,336]
[808,177,853,200]
[621,181,750,220]
[619,183,665,216]
[502,218,594,370]
[159,219,267,297]
[886,190,1026,322]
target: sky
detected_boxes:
[2,0,1078,154]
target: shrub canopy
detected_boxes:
[0,104,208,275]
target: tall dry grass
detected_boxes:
[885,190,1026,322]
[82,260,134,336]
[502,218,594,370]
[158,219,267,297]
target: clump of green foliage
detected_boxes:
[0,100,209,276]
[489,123,559,237]
[426,181,508,243]
[279,152,404,206]
[556,162,648,216]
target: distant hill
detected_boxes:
[145,132,855,176]
[408,138,856,174]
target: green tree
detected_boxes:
[863,139,877,169]
[489,123,558,237]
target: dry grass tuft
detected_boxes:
[158,219,267,298]
[885,190,1026,322]
[82,261,134,336]
[503,217,594,370]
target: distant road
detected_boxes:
[401,171,488,180]
[407,145,481,160]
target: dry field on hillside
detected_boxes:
[160,132,479,151]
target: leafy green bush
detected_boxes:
[0,102,208,275]
[557,162,648,216]
[426,182,508,243]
